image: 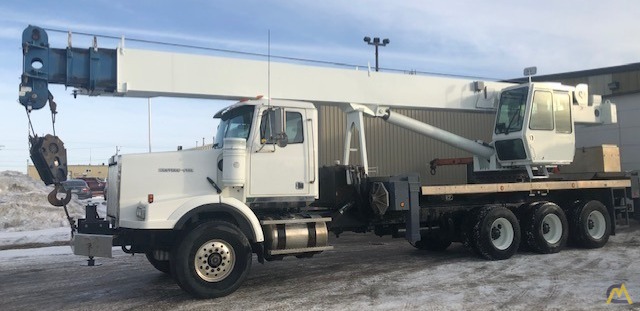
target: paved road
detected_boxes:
[1,222,639,311]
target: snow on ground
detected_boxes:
[0,171,106,249]
[0,227,72,249]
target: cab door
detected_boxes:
[248,107,310,198]
[526,90,574,164]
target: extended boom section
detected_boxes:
[19,25,512,111]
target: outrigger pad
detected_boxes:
[29,134,67,185]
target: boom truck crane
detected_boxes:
[19,25,633,298]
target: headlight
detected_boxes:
[136,203,147,220]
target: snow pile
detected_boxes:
[0,171,85,232]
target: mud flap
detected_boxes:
[405,175,421,244]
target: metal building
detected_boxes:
[317,105,495,185]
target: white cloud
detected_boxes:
[284,1,640,77]
[3,1,640,79]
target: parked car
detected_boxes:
[61,179,92,200]
[78,177,106,196]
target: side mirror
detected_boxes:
[273,107,288,147]
[261,107,288,147]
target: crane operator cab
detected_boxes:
[491,82,617,178]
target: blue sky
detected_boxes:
[1,0,640,172]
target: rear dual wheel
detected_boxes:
[520,202,568,254]
[569,200,611,249]
[466,206,520,260]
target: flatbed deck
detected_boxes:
[421,179,631,196]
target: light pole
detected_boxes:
[148,98,152,153]
[363,36,390,72]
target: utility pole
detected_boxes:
[363,36,390,72]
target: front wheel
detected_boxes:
[171,221,253,298]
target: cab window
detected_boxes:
[260,110,277,144]
[286,112,304,144]
[529,91,553,130]
[259,110,304,144]
[554,92,572,134]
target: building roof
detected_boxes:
[505,62,640,83]
[505,62,640,96]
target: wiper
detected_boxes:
[504,109,521,135]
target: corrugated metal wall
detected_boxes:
[550,69,640,172]
[317,106,495,185]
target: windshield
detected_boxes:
[213,105,255,149]
[495,87,529,134]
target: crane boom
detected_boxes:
[20,25,615,182]
[19,25,513,112]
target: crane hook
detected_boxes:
[47,184,72,207]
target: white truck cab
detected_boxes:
[107,99,318,234]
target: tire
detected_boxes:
[171,221,253,298]
[411,233,452,251]
[468,206,520,260]
[569,200,611,249]
[520,202,568,254]
[145,251,171,274]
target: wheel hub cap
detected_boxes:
[208,253,222,267]
[491,227,501,240]
[542,223,550,234]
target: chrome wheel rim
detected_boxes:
[194,239,235,282]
